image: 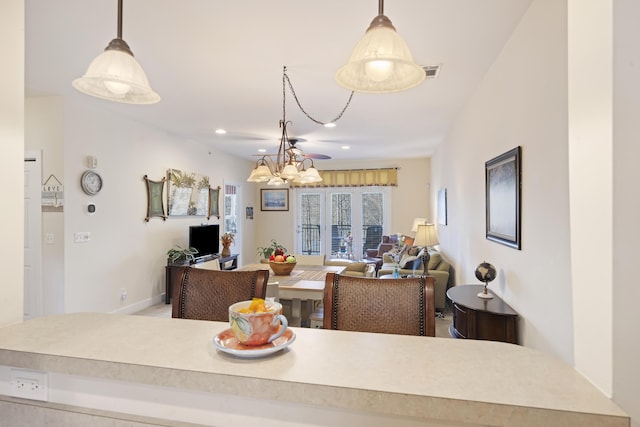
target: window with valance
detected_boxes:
[290,167,398,188]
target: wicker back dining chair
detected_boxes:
[323,273,435,336]
[172,267,269,321]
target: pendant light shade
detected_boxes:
[72,0,160,104]
[335,1,425,93]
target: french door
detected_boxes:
[293,187,390,258]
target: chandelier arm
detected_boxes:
[283,69,354,125]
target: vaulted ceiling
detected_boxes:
[25,0,533,162]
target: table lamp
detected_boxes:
[411,218,428,233]
[413,224,439,275]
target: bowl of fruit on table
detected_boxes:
[269,252,297,275]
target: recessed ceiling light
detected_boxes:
[324,122,337,128]
[258,148,267,153]
[341,145,350,150]
[215,129,227,134]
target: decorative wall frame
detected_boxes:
[143,175,167,222]
[166,169,210,216]
[260,188,289,211]
[485,146,521,249]
[438,188,447,226]
[208,185,220,219]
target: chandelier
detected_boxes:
[247,67,352,186]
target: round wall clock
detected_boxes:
[81,170,103,195]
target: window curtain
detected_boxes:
[290,168,398,188]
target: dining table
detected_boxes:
[238,263,345,327]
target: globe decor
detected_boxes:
[475,262,497,299]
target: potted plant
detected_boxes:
[256,239,287,263]
[167,245,199,265]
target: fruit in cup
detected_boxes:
[274,255,285,262]
[286,256,296,263]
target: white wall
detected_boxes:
[431,0,574,363]
[24,96,257,314]
[568,0,613,397]
[433,0,639,424]
[0,0,24,327]
[612,1,640,425]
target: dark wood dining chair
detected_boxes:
[172,267,269,321]
[323,273,435,336]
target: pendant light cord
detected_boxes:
[283,66,354,126]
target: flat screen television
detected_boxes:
[189,224,220,258]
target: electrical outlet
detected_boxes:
[120,289,127,301]
[10,368,48,401]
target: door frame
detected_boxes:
[24,150,43,319]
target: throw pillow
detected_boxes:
[408,246,422,256]
[345,262,366,272]
[428,252,442,270]
[400,255,418,268]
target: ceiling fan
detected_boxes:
[287,138,332,160]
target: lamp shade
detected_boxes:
[73,42,160,104]
[335,15,425,93]
[411,217,428,232]
[414,224,439,248]
[246,164,272,182]
[301,165,322,183]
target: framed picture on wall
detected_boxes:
[143,175,167,222]
[260,188,289,211]
[438,188,447,226]
[166,168,210,216]
[485,146,521,249]
[208,185,220,219]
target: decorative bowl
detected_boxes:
[269,261,297,275]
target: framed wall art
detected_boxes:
[143,175,167,222]
[260,188,289,211]
[438,188,447,226]
[166,168,210,216]
[485,146,521,249]
[208,185,220,219]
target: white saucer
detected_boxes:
[213,328,296,358]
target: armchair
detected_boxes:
[364,234,399,259]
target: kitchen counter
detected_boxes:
[0,313,629,426]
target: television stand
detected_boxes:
[218,253,238,271]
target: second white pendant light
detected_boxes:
[335,0,425,93]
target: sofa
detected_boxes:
[377,248,451,311]
[324,259,376,277]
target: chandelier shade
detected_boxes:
[72,0,160,104]
[335,0,425,93]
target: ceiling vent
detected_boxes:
[422,65,441,79]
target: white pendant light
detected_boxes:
[72,0,160,104]
[335,0,425,93]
